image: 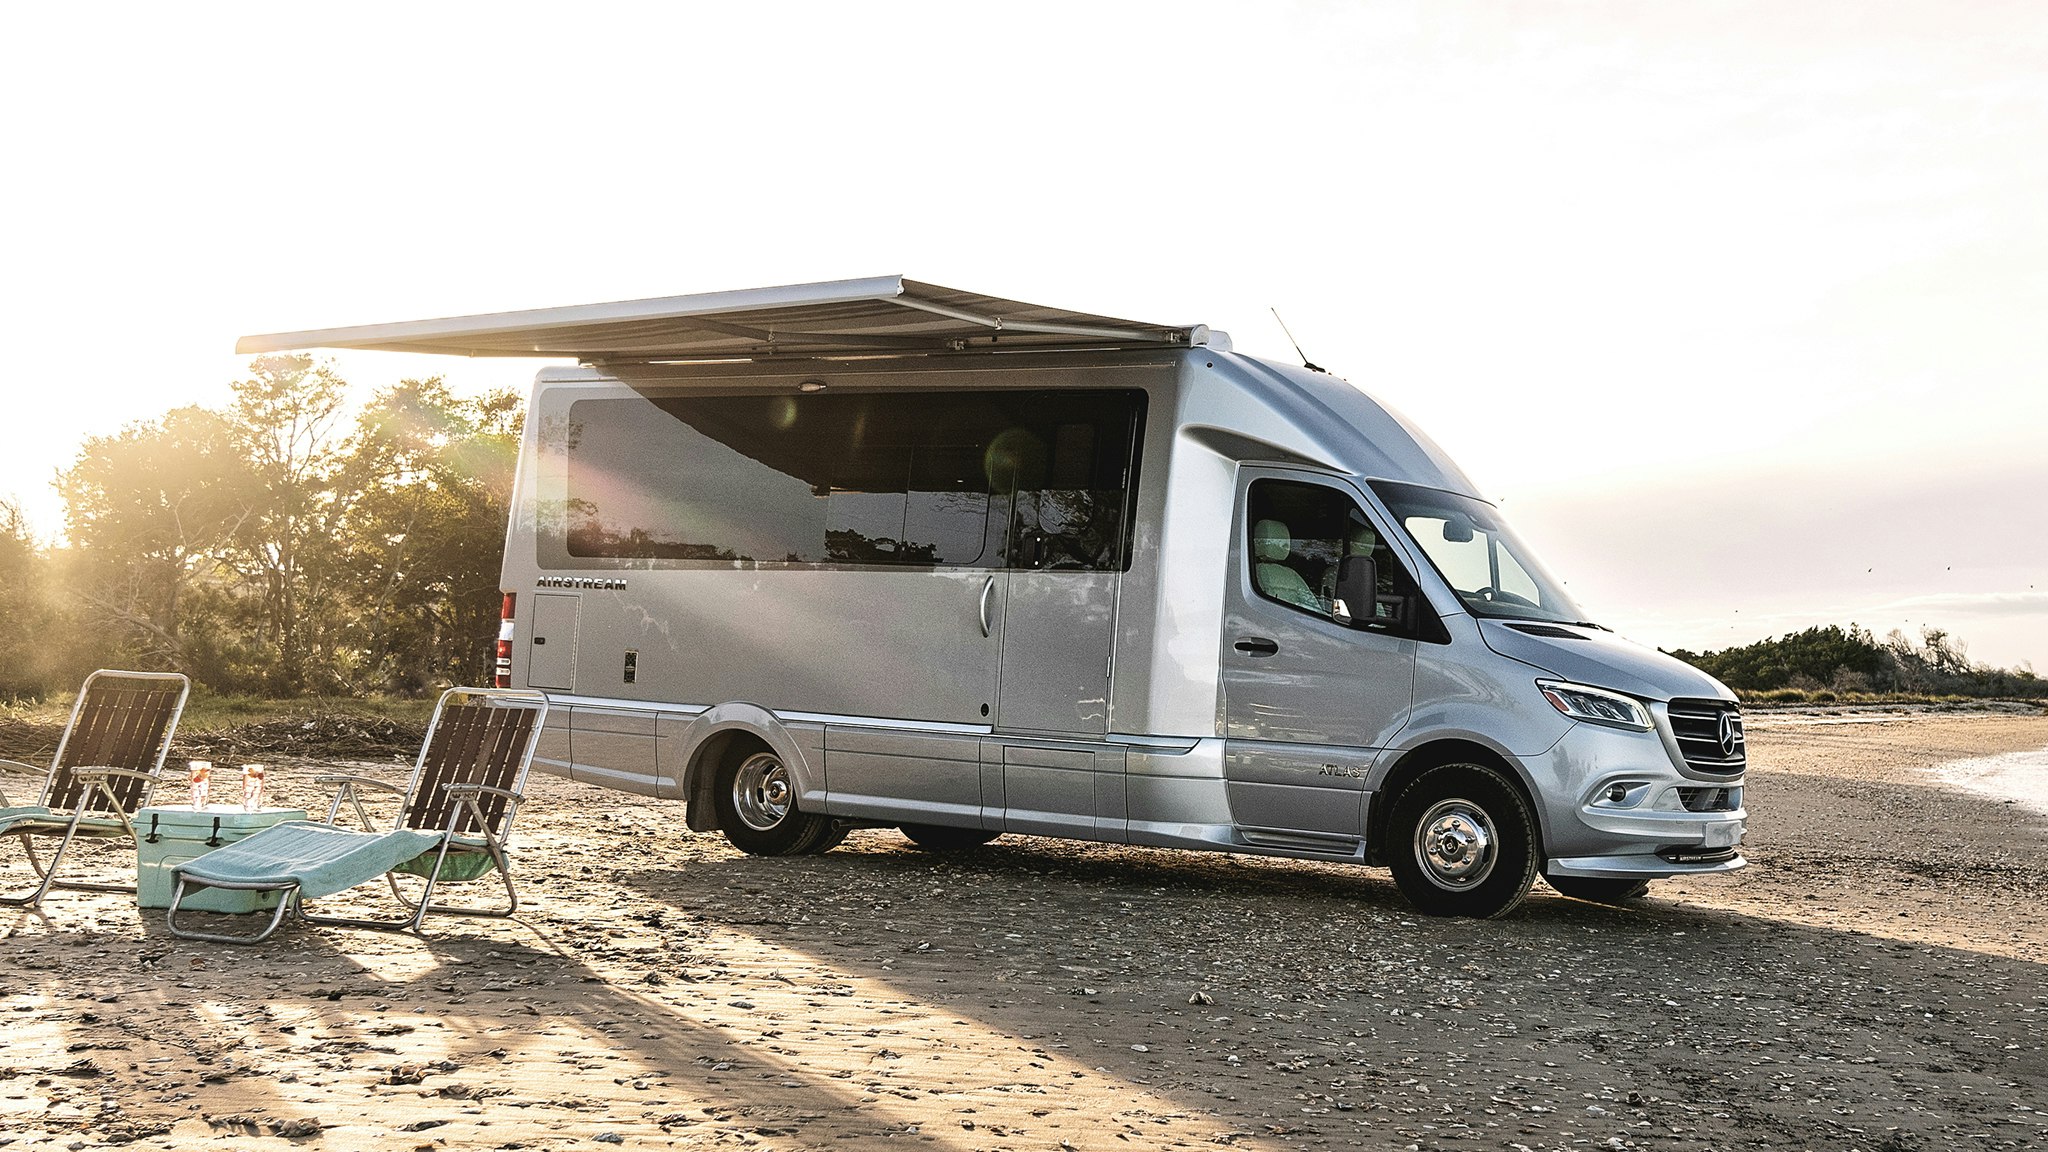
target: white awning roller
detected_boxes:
[236,275,1222,361]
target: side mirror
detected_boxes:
[1331,555,1377,627]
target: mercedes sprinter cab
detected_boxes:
[239,275,1747,918]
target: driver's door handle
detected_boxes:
[979,576,996,638]
[1234,636,1279,657]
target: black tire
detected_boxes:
[1547,875,1652,903]
[1387,761,1540,919]
[715,749,835,856]
[899,823,1001,851]
[800,820,849,855]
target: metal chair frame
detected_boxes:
[0,670,189,909]
[165,687,547,944]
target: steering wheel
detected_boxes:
[1469,586,1540,610]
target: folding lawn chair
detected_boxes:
[0,670,190,909]
[165,687,548,944]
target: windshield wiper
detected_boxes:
[1479,612,1607,631]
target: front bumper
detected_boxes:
[1527,718,1749,879]
[1547,849,1747,879]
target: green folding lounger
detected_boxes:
[166,688,547,944]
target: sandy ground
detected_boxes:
[3,711,2046,1151]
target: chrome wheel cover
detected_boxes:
[732,752,793,831]
[1413,797,1498,891]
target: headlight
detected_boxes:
[1538,680,1652,731]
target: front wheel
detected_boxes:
[1387,762,1539,919]
[716,750,837,855]
[1547,875,1651,903]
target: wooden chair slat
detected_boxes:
[403,699,519,835]
[463,707,535,834]
[3,670,188,908]
[48,678,181,814]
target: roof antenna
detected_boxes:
[1270,308,1326,374]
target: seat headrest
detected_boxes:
[1252,519,1292,562]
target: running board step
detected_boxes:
[1237,828,1364,856]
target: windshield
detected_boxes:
[1369,480,1590,625]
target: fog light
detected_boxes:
[1591,780,1652,809]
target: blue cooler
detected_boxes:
[136,806,308,913]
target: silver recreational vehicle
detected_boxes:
[240,276,1747,918]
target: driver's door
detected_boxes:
[1219,472,1419,842]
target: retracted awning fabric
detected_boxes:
[235,275,1212,361]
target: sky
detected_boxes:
[2,1,2043,668]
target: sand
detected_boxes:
[2,710,2045,1150]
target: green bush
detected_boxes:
[1666,624,2045,702]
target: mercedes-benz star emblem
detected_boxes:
[1717,712,1744,759]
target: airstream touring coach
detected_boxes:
[240,276,1747,917]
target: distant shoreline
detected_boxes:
[1745,699,2047,721]
[1931,746,2048,816]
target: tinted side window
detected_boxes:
[552,389,1143,570]
[1245,479,1422,631]
[1001,400,1146,571]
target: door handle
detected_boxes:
[979,576,996,638]
[1234,637,1279,657]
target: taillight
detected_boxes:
[494,592,515,687]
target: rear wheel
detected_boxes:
[716,750,836,855]
[899,824,1000,851]
[1387,762,1539,919]
[1547,875,1652,903]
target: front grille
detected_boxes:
[1677,786,1738,813]
[1666,699,1746,775]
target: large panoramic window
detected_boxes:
[553,389,1145,571]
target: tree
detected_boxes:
[333,379,522,693]
[1668,623,2043,699]
[220,355,350,693]
[0,501,57,697]
[57,405,253,681]
[51,359,523,697]
[57,357,351,693]
[1665,624,1888,692]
